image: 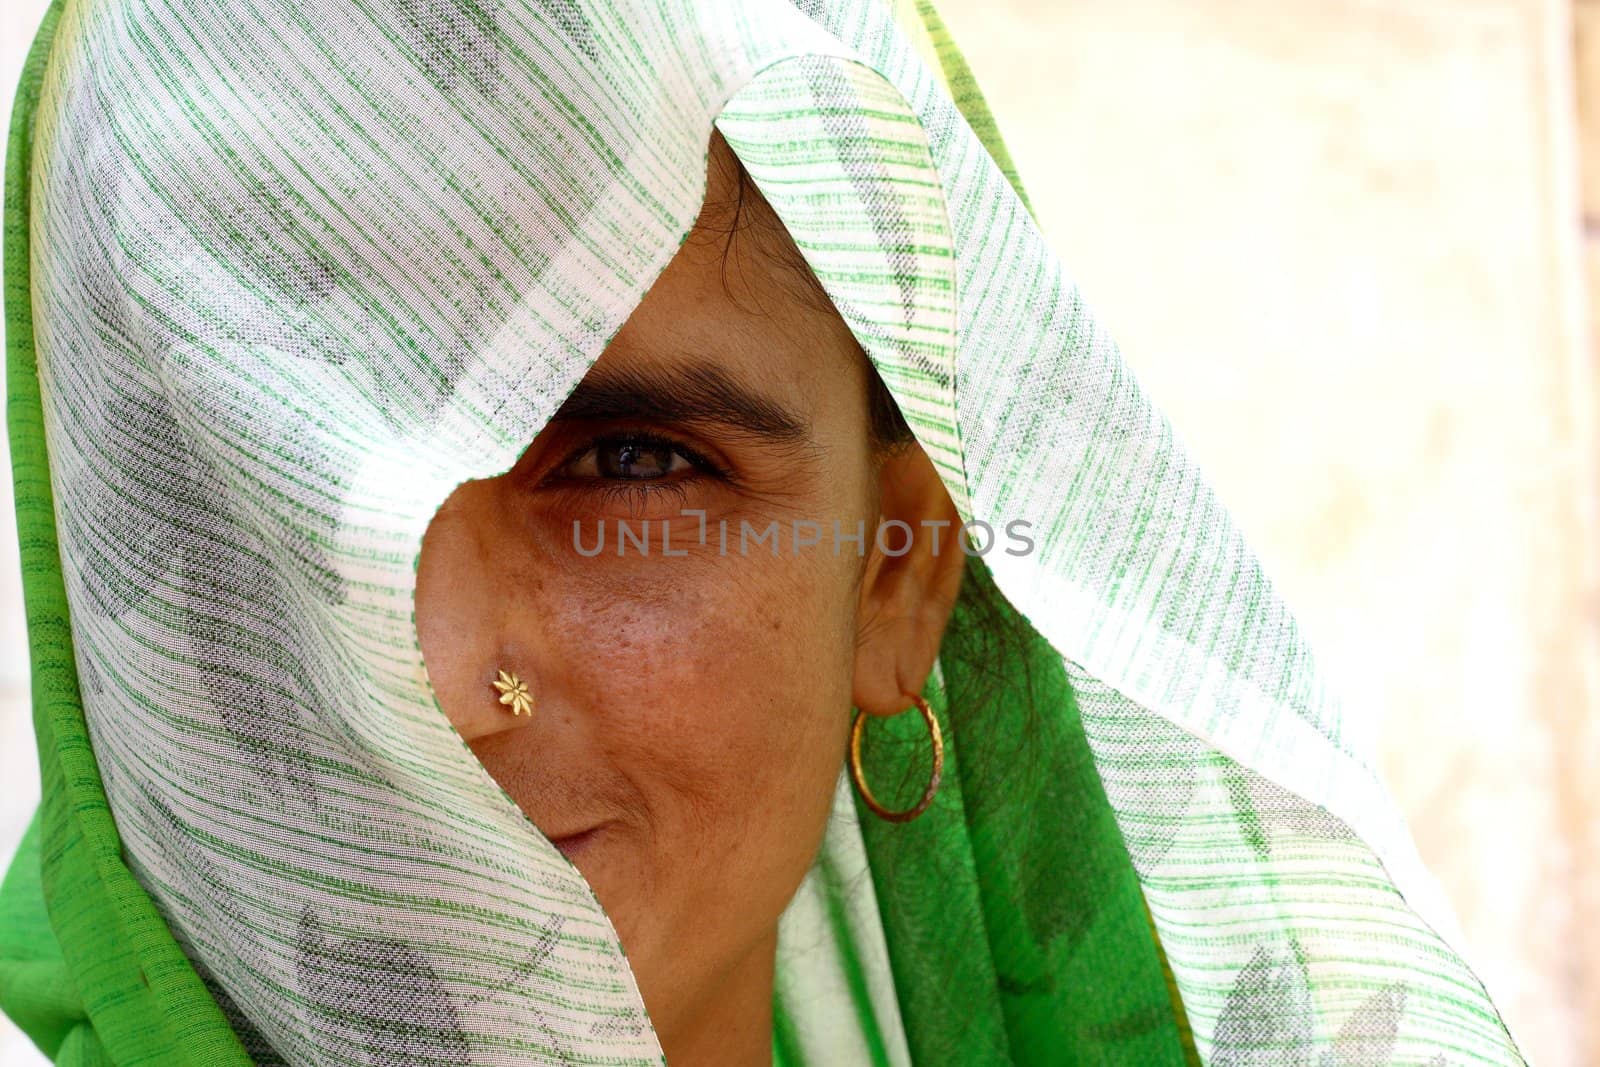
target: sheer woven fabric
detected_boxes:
[0,0,1527,1064]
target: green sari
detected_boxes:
[0,0,1527,1063]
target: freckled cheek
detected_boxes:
[536,562,855,827]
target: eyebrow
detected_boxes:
[549,358,813,445]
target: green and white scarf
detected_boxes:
[0,0,1529,1063]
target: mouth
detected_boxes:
[546,824,608,864]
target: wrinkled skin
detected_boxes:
[415,132,964,1065]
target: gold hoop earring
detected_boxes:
[848,694,944,823]
[492,669,534,716]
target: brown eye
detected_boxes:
[598,438,683,479]
[562,433,699,481]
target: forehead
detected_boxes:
[602,140,869,425]
[688,132,815,286]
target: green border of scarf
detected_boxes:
[0,2,253,1062]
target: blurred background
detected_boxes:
[3,0,1595,1064]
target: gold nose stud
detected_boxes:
[492,669,534,716]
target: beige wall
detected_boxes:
[1,2,1593,1064]
[934,1,1597,1064]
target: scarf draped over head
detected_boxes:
[0,0,1529,1064]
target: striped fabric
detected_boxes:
[0,0,1529,1063]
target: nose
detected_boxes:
[415,475,549,744]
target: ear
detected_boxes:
[851,442,966,717]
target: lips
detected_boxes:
[546,823,607,863]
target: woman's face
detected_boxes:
[414,133,962,1055]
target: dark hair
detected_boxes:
[707,134,1056,932]
[701,130,916,458]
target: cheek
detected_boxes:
[529,546,860,988]
[544,550,857,841]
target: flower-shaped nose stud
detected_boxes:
[492,669,534,717]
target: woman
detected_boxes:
[0,0,1528,1064]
